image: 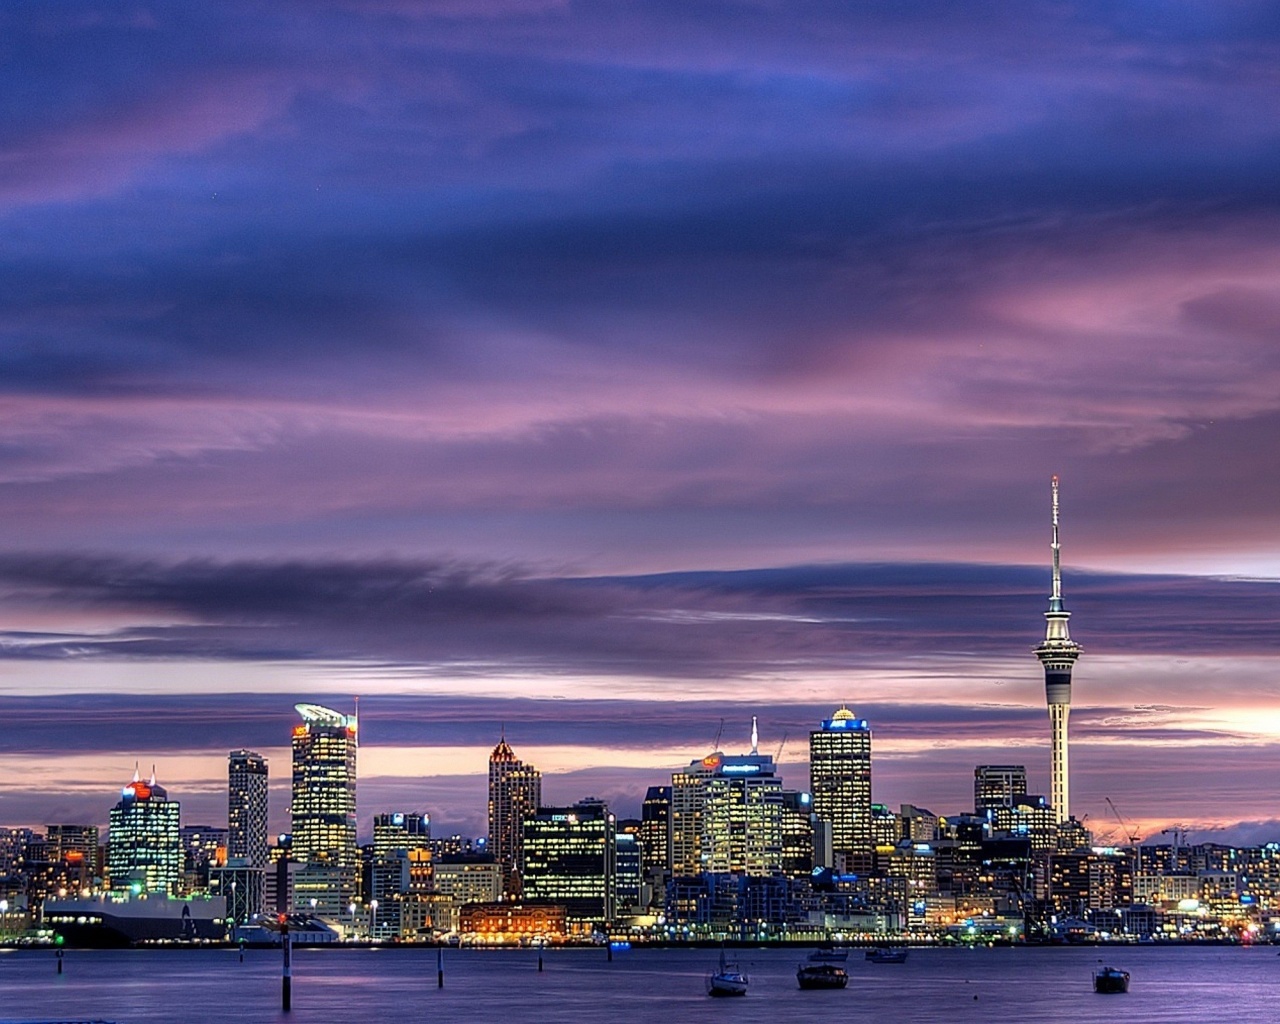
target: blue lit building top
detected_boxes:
[819,706,869,732]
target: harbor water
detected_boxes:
[1,944,1276,1023]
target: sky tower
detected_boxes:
[1035,476,1082,825]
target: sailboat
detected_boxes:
[707,946,749,997]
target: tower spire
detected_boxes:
[1050,474,1062,608]
[750,716,759,755]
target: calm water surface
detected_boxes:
[1,945,1276,1023]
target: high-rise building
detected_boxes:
[107,768,182,896]
[639,785,671,875]
[487,734,541,891]
[809,706,873,874]
[672,724,785,878]
[228,750,269,868]
[974,765,1028,813]
[780,790,815,879]
[702,753,784,875]
[670,759,716,876]
[372,812,431,858]
[290,703,358,869]
[615,832,644,914]
[1034,477,1082,825]
[521,799,617,926]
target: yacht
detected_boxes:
[707,947,749,997]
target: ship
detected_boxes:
[41,895,228,948]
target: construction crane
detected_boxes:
[774,732,788,763]
[1105,797,1141,844]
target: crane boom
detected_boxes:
[1105,797,1141,844]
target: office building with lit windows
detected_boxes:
[290,704,357,869]
[809,706,873,873]
[521,799,616,927]
[107,769,182,896]
[290,703,358,909]
[975,765,1029,813]
[672,724,785,879]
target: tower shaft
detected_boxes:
[1034,476,1081,826]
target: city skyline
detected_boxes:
[3,3,1280,847]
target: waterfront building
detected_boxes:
[488,733,541,893]
[809,706,873,874]
[974,765,1028,813]
[107,768,182,896]
[372,812,432,857]
[1034,477,1082,825]
[458,901,566,943]
[432,855,503,933]
[228,750,269,869]
[522,799,616,927]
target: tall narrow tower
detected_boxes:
[1034,476,1081,825]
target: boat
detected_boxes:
[707,947,749,997]
[41,895,227,948]
[797,962,849,989]
[807,945,849,963]
[866,946,909,963]
[1094,966,1130,993]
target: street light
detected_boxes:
[370,899,378,940]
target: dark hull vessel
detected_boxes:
[797,963,849,989]
[1094,966,1130,993]
[42,897,227,948]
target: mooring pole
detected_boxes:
[437,944,444,988]
[281,919,292,1012]
[56,948,64,975]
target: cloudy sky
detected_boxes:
[2,0,1280,845]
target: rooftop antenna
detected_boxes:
[750,716,759,755]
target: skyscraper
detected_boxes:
[1034,476,1082,825]
[974,765,1028,813]
[107,768,182,896]
[487,733,541,892]
[671,724,785,878]
[290,703,358,869]
[809,706,873,874]
[228,750,268,868]
[521,798,617,926]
